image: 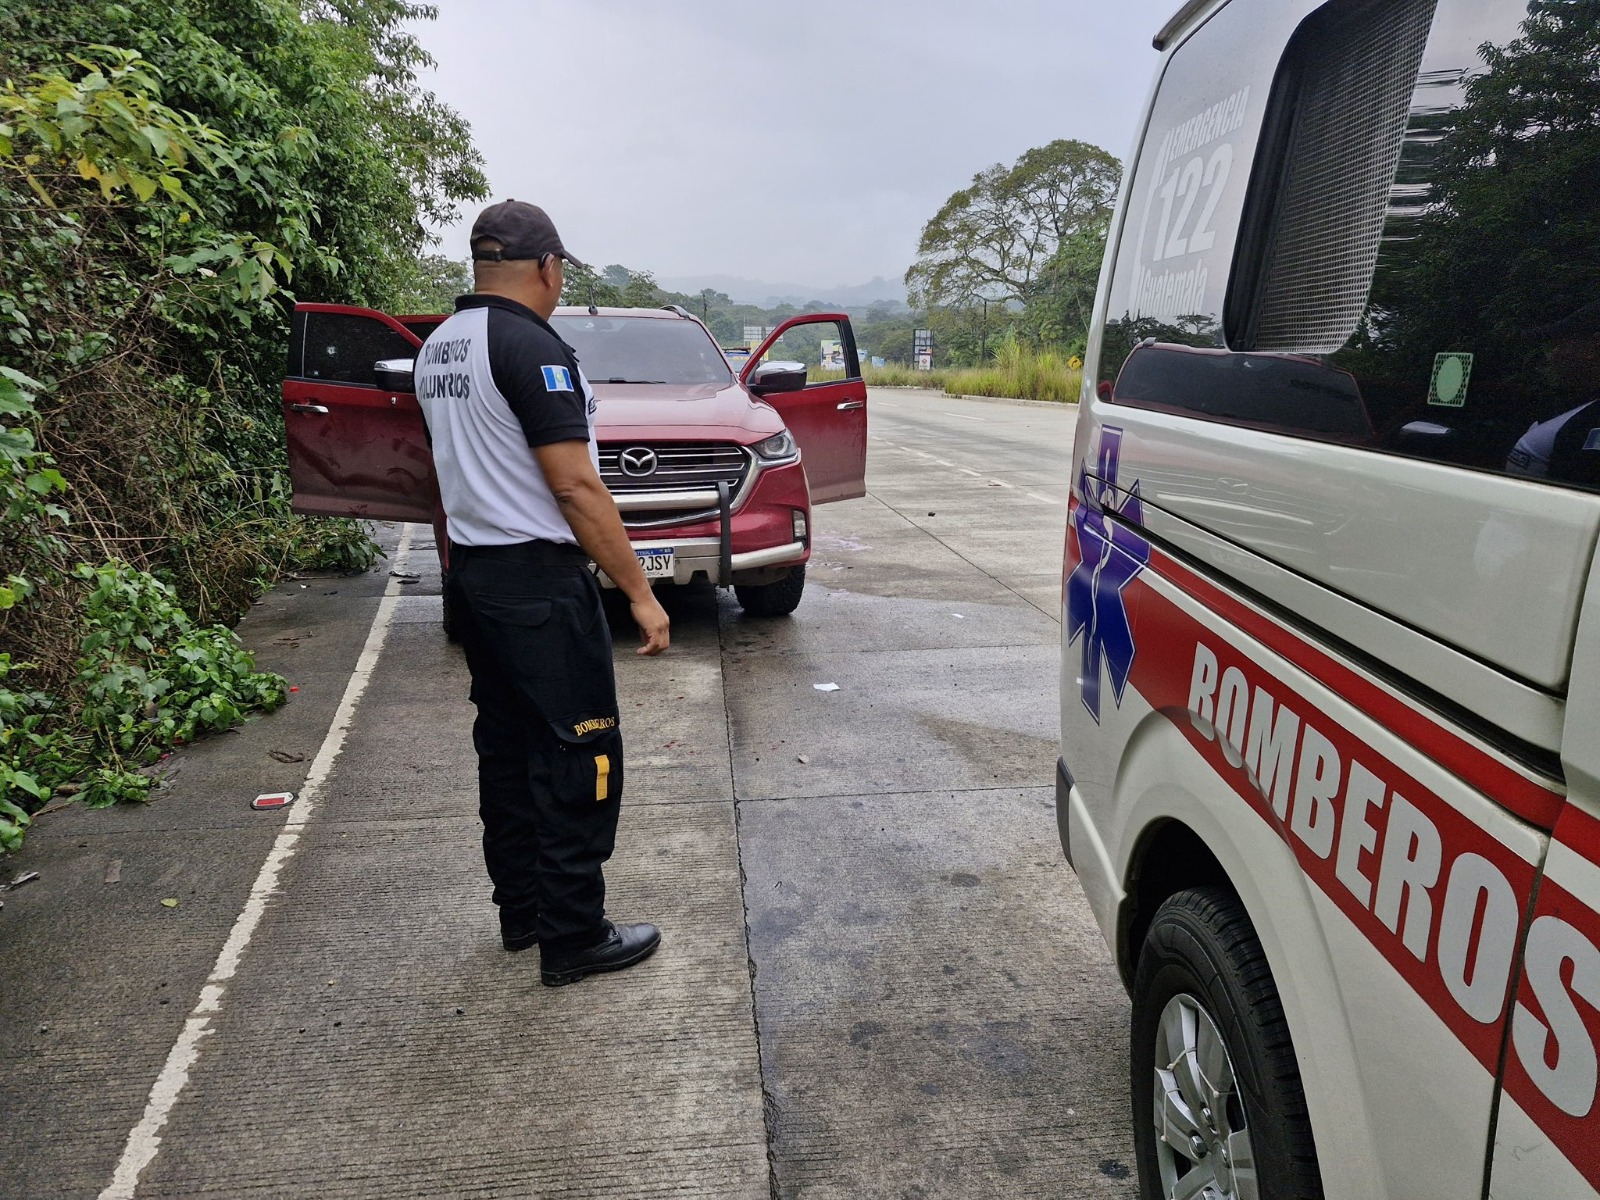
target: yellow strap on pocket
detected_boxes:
[594,753,611,802]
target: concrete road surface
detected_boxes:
[0,389,1137,1199]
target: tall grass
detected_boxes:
[861,338,1082,404]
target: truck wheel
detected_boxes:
[734,565,806,617]
[1131,887,1322,1200]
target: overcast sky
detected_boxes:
[414,0,1180,292]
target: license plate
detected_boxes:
[637,548,675,579]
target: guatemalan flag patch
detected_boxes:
[541,365,575,392]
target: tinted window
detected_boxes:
[1114,344,1371,438]
[1102,0,1600,492]
[551,315,733,387]
[1096,0,1289,384]
[296,312,417,386]
[1323,0,1600,490]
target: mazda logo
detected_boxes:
[618,447,659,478]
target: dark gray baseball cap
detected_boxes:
[469,200,587,268]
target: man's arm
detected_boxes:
[534,439,670,656]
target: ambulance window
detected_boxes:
[296,312,417,386]
[1096,0,1288,393]
[1227,0,1600,493]
[1229,0,1436,354]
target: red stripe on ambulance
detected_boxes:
[1503,820,1600,1186]
[1128,584,1537,1073]
[1117,563,1600,1188]
[1153,547,1565,831]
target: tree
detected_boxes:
[392,254,472,314]
[906,139,1120,343]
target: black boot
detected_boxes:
[540,920,661,987]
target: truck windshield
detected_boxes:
[551,315,733,388]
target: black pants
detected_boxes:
[447,541,624,955]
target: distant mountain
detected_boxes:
[657,273,907,310]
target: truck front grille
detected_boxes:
[598,441,753,528]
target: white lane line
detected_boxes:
[933,459,953,466]
[958,468,982,477]
[1027,492,1064,505]
[942,412,985,422]
[99,525,416,1200]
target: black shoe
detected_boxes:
[540,920,661,987]
[502,927,538,953]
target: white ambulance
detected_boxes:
[1058,1,1600,1196]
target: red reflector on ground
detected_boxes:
[251,791,296,810]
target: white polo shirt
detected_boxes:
[414,294,598,546]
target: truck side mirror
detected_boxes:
[746,360,808,396]
[373,357,415,393]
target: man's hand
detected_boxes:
[631,594,670,656]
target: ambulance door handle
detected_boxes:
[290,403,330,414]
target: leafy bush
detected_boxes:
[75,561,287,757]
[0,4,485,850]
[0,561,289,847]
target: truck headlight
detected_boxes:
[753,430,798,461]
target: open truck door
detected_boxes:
[742,313,867,504]
[282,303,437,523]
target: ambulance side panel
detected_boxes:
[1490,569,1600,1196]
[1068,483,1551,1199]
[1063,0,1599,1195]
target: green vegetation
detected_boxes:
[863,337,1082,405]
[0,0,484,849]
[906,139,1120,365]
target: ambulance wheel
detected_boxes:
[734,565,805,617]
[1131,887,1322,1200]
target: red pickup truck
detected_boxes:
[280,303,868,618]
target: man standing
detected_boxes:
[414,199,670,987]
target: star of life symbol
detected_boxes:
[1066,426,1151,723]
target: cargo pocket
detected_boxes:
[550,717,624,805]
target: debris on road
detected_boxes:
[160,898,178,908]
[268,749,305,763]
[389,571,421,583]
[4,871,40,891]
[813,683,840,693]
[952,613,965,619]
[251,791,297,811]
[797,754,810,764]
[105,860,122,884]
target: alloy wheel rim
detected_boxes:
[1152,993,1258,1200]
